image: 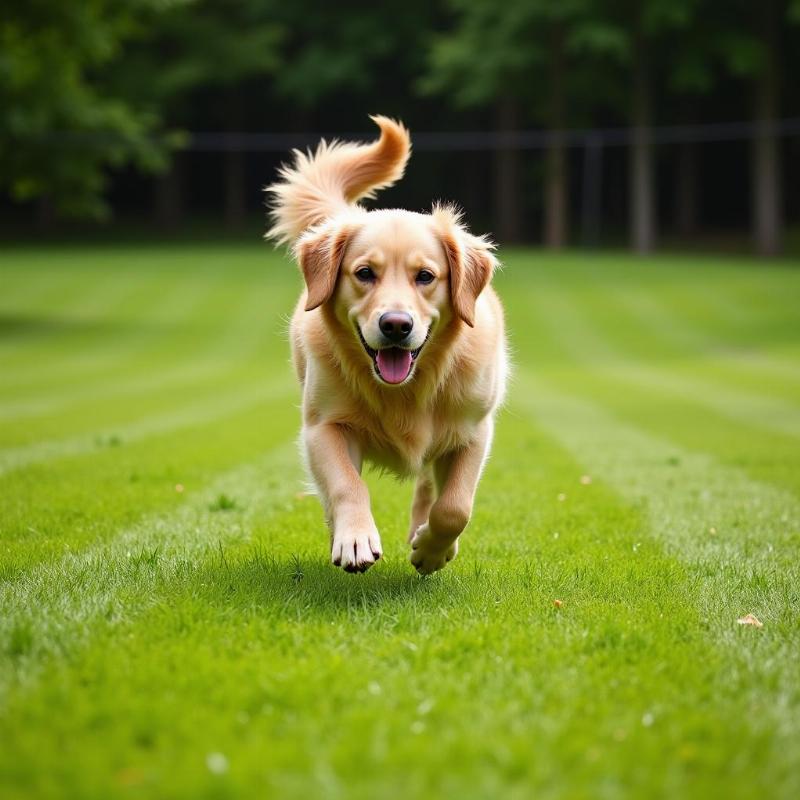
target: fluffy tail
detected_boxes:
[265,115,411,245]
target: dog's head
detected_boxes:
[294,205,496,386]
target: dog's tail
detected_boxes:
[265,115,411,245]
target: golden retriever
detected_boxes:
[266,116,508,574]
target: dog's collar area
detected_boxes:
[356,324,432,383]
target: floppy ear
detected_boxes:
[294,223,355,311]
[437,217,497,327]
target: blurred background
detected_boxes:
[2,5,800,794]
[2,0,799,255]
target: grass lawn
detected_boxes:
[1,241,799,799]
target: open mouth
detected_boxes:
[357,325,430,385]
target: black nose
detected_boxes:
[379,311,413,343]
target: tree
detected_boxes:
[750,0,783,256]
[422,1,527,243]
[270,2,433,108]
[586,0,701,253]
[424,1,671,249]
[107,0,285,229]
[0,0,171,220]
[666,23,716,240]
[713,0,798,256]
[628,3,657,254]
[423,0,586,246]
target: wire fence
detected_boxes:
[181,117,799,249]
[181,117,800,151]
[24,118,800,247]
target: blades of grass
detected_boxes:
[1,412,795,799]
[0,382,293,476]
[513,371,800,567]
[0,440,301,704]
[0,393,300,573]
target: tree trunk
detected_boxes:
[544,26,568,249]
[154,155,183,231]
[224,148,246,230]
[675,141,698,239]
[580,137,603,247]
[752,0,782,256]
[224,92,247,230]
[629,21,656,253]
[36,194,56,234]
[493,96,521,244]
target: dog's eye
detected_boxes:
[355,266,376,282]
[416,269,435,285]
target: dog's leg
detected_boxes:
[304,423,382,573]
[410,417,493,575]
[408,466,436,542]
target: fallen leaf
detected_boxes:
[553,599,563,608]
[736,614,763,628]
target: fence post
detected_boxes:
[581,136,603,248]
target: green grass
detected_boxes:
[1,242,799,799]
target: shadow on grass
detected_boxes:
[187,547,452,616]
[0,312,159,342]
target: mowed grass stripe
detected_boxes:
[0,263,80,310]
[0,381,292,476]
[561,282,800,435]
[509,257,800,503]
[0,255,158,338]
[515,281,800,494]
[0,440,301,706]
[0,361,260,424]
[606,286,800,398]
[513,372,800,569]
[0,262,203,375]
[521,277,800,438]
[499,251,800,394]
[0,274,131,362]
[599,361,800,439]
[0,273,288,423]
[0,394,300,575]
[538,366,800,497]
[0,245,797,798]
[1,264,294,428]
[0,414,795,798]
[652,262,799,348]
[0,366,277,447]
[0,268,157,362]
[512,377,800,787]
[514,371,800,748]
[1,266,227,391]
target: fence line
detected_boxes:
[30,118,797,249]
[182,118,800,152]
[37,117,800,152]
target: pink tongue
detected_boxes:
[376,348,413,384]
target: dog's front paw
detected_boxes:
[409,523,458,575]
[332,529,383,573]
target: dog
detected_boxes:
[266,116,508,574]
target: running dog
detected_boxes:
[266,116,508,574]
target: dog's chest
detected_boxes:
[356,403,477,474]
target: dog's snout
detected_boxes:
[379,311,413,343]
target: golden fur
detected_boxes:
[266,116,508,574]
